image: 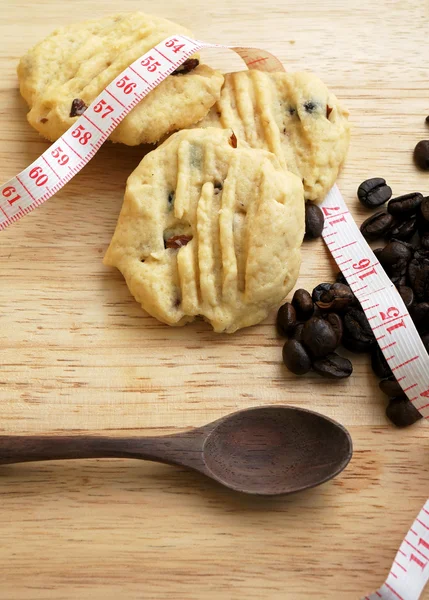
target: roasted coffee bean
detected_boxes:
[360,211,394,241]
[378,241,413,276]
[312,353,353,379]
[302,317,338,357]
[304,202,325,239]
[386,215,418,241]
[276,303,297,337]
[373,247,384,260]
[316,283,355,312]
[341,334,366,354]
[371,345,393,379]
[172,58,199,75]
[325,313,343,346]
[312,305,323,319]
[386,396,423,427]
[357,178,392,208]
[312,283,332,304]
[335,271,348,285]
[282,339,312,375]
[343,308,375,353]
[410,302,429,334]
[391,272,408,287]
[414,140,429,171]
[330,283,355,305]
[426,116,429,125]
[70,98,87,117]
[421,232,429,250]
[421,333,429,353]
[292,323,305,342]
[396,285,414,308]
[421,197,429,221]
[388,192,423,217]
[318,283,348,300]
[408,249,429,300]
[379,377,403,397]
[390,238,415,255]
[418,197,429,232]
[394,237,415,251]
[292,289,314,320]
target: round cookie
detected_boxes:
[104,128,305,333]
[194,70,350,202]
[18,12,224,145]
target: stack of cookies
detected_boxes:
[18,12,350,333]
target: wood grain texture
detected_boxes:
[0,0,429,598]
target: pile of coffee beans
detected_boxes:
[358,180,429,300]
[278,283,356,379]
[278,277,423,427]
[358,178,429,427]
[278,176,429,428]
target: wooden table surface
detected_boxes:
[1,0,429,598]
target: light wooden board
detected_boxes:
[1,0,429,598]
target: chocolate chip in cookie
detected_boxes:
[172,58,199,76]
[70,98,87,117]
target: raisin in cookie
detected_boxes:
[104,128,305,333]
[195,70,350,202]
[18,12,224,145]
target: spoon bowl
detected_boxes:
[0,405,352,496]
[202,406,352,495]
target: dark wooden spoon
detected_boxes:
[0,405,352,495]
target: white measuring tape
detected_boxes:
[320,187,429,599]
[362,499,429,600]
[321,186,429,416]
[1,33,428,599]
[0,34,282,230]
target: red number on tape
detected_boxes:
[411,553,428,570]
[71,125,92,145]
[379,307,407,335]
[141,56,161,72]
[353,258,371,270]
[116,75,130,88]
[2,186,21,206]
[380,306,400,320]
[51,147,69,166]
[116,76,137,95]
[165,38,186,53]
[322,205,340,217]
[359,267,377,280]
[93,99,114,118]
[387,320,406,334]
[329,215,347,226]
[29,166,48,187]
[352,259,377,279]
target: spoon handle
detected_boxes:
[0,433,205,468]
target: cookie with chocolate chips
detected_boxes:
[104,128,305,333]
[194,70,350,202]
[18,12,224,145]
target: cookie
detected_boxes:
[18,12,224,145]
[195,70,350,202]
[104,128,305,333]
